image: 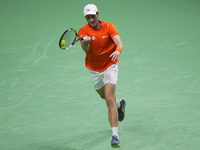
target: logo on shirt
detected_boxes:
[102,35,109,39]
[92,36,95,40]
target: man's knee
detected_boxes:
[105,95,116,107]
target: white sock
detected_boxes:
[115,98,121,108]
[112,127,118,137]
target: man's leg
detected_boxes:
[104,83,118,128]
[96,85,105,99]
[96,84,118,127]
[104,83,120,148]
[96,83,120,148]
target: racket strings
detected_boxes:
[61,30,76,48]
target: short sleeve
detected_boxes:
[109,23,119,38]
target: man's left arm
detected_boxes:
[110,35,124,62]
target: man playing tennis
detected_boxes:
[78,4,126,148]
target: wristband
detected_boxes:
[116,47,122,52]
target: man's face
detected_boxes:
[85,12,99,29]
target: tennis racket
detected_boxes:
[59,28,86,50]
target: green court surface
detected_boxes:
[1,0,200,149]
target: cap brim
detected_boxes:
[84,11,96,17]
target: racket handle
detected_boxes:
[82,37,87,41]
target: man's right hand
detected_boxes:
[83,36,91,44]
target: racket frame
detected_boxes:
[59,28,83,50]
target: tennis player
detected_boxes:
[78,4,126,148]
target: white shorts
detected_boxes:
[88,64,118,90]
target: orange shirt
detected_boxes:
[78,20,119,72]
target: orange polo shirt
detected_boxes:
[78,20,119,72]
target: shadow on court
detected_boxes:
[20,129,111,150]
